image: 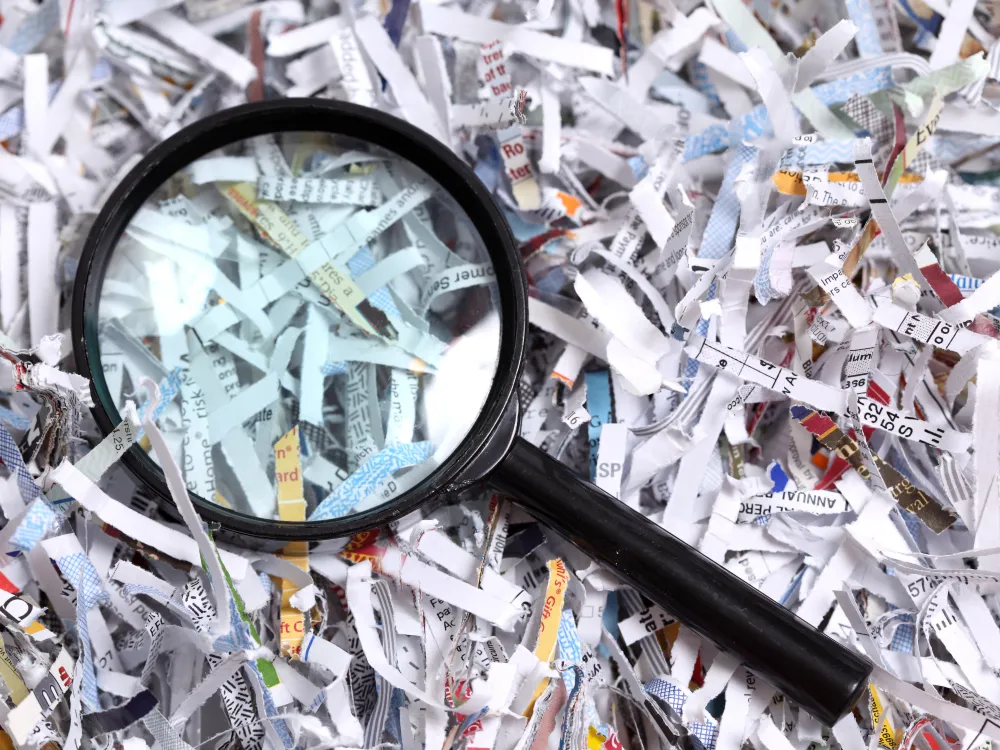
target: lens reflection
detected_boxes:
[94,132,501,521]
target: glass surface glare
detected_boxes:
[94,132,501,522]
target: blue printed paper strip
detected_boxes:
[699,145,757,261]
[323,361,349,376]
[53,552,111,713]
[784,140,860,166]
[0,422,42,506]
[683,67,894,161]
[8,499,63,553]
[556,609,601,730]
[645,678,719,750]
[7,0,59,55]
[845,0,885,57]
[310,441,434,521]
[585,371,612,481]
[137,367,183,429]
[557,609,583,695]
[0,406,31,431]
[686,59,724,111]
[683,144,755,377]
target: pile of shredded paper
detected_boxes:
[1,0,1000,748]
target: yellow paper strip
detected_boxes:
[869,683,899,750]
[275,426,308,658]
[23,620,55,641]
[524,558,570,715]
[223,182,377,335]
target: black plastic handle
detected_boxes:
[490,437,871,727]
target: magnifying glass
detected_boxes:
[72,99,871,727]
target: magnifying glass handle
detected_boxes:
[490,436,871,728]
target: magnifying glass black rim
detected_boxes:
[71,98,527,542]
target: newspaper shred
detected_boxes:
[0,0,999,749]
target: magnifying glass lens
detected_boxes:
[94,131,502,522]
